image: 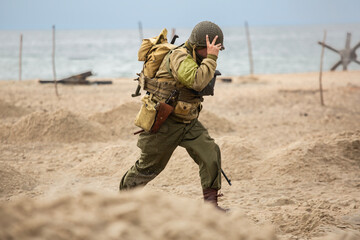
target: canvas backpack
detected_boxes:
[138,28,177,79]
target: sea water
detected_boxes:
[0,24,359,80]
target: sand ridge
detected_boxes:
[256,130,360,182]
[0,99,29,119]
[89,101,140,137]
[0,189,278,240]
[2,109,111,143]
[0,161,37,197]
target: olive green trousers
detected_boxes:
[119,117,222,191]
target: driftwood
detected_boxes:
[39,71,112,85]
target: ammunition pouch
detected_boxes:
[173,101,201,121]
[134,94,157,132]
[134,94,174,133]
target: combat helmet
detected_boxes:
[188,21,224,50]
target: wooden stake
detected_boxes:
[19,34,23,81]
[138,21,144,43]
[171,28,176,39]
[52,25,59,97]
[245,21,254,75]
[319,30,327,106]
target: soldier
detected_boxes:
[120,21,226,211]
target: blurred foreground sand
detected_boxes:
[0,71,359,240]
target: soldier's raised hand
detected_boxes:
[206,35,222,57]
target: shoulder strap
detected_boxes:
[165,44,186,77]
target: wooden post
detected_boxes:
[138,21,144,43]
[171,28,176,39]
[19,34,23,81]
[245,21,254,75]
[52,25,59,97]
[319,30,326,106]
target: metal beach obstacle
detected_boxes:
[318,32,360,71]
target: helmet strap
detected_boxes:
[185,41,198,63]
[192,44,197,62]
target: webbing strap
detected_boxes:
[165,44,185,78]
[142,75,202,103]
[143,76,176,99]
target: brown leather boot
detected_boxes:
[203,188,227,212]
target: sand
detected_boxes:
[0,71,359,240]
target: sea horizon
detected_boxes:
[1,23,360,80]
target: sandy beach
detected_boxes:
[0,71,359,240]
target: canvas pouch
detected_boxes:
[134,94,157,132]
[173,101,191,116]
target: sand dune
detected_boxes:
[90,101,140,137]
[0,161,37,197]
[199,110,235,135]
[0,189,276,240]
[73,143,139,177]
[2,109,111,143]
[0,99,29,119]
[257,130,360,182]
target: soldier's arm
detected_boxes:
[170,50,217,92]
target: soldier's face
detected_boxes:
[196,48,208,58]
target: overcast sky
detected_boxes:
[1,0,360,30]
